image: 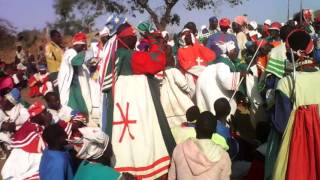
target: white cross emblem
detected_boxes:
[196,57,204,66]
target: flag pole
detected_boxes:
[287,0,290,21]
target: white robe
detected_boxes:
[48,105,73,123]
[1,148,42,180]
[160,68,194,128]
[0,104,29,144]
[196,63,240,115]
[58,49,92,117]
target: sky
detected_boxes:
[0,0,319,33]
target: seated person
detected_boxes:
[73,127,134,180]
[45,91,73,123]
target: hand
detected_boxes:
[1,122,16,132]
[240,71,247,79]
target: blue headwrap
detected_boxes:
[5,88,21,105]
[105,15,127,36]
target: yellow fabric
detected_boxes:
[45,41,64,73]
[211,133,229,150]
[273,71,320,180]
[171,126,229,150]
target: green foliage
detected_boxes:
[51,0,245,31]
[0,19,16,50]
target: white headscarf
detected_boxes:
[76,127,110,160]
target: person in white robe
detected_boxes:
[160,67,194,128]
[0,88,29,145]
[58,32,93,124]
[196,41,245,115]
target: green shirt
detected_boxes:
[74,160,121,180]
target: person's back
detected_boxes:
[74,160,120,180]
[169,111,231,180]
[207,18,238,57]
[40,149,73,180]
[214,98,232,140]
[39,124,73,180]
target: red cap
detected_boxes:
[269,22,282,31]
[219,18,231,28]
[72,32,87,45]
[28,101,46,117]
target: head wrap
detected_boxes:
[180,28,195,46]
[269,22,282,31]
[99,27,110,37]
[219,18,231,28]
[209,16,218,23]
[286,29,314,55]
[76,127,109,160]
[17,63,27,71]
[234,16,248,26]
[72,32,87,45]
[249,21,258,30]
[0,77,14,91]
[28,101,46,117]
[303,9,313,23]
[117,25,136,38]
[5,88,20,105]
[105,15,127,36]
[137,21,156,35]
[264,19,272,26]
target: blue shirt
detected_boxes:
[206,32,238,57]
[39,149,73,180]
[216,120,231,139]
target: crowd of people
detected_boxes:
[0,8,320,180]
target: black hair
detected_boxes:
[279,25,295,41]
[186,106,200,122]
[196,111,217,138]
[220,26,229,33]
[50,30,60,38]
[184,22,197,35]
[214,98,231,118]
[42,124,67,150]
[44,91,59,102]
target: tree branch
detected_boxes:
[159,0,179,30]
[136,0,160,28]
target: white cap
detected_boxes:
[99,27,110,37]
[249,21,258,30]
[161,31,169,38]
[264,19,272,26]
[249,30,258,37]
[201,25,207,30]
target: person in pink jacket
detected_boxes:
[168,111,231,180]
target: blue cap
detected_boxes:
[209,16,218,23]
